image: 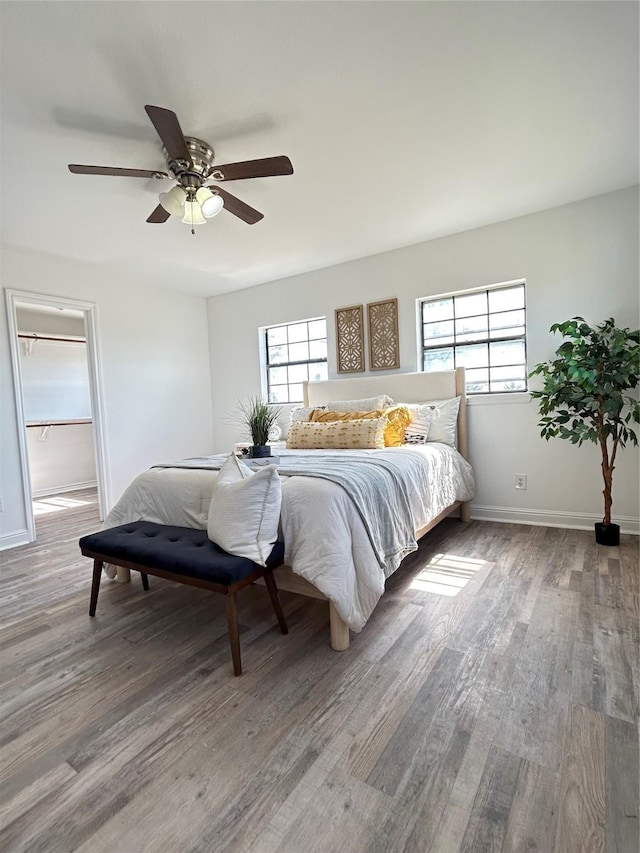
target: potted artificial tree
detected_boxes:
[238,396,282,458]
[529,316,639,546]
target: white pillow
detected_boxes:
[207,454,282,566]
[401,397,461,446]
[325,395,393,412]
[425,397,461,446]
[290,405,325,424]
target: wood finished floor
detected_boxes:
[1,489,638,852]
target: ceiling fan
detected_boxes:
[68,105,294,233]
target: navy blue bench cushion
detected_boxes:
[79,521,285,586]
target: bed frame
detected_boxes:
[262,367,470,651]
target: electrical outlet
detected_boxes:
[515,474,527,490]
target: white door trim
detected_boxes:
[4,288,111,542]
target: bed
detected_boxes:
[102,368,474,650]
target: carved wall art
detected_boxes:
[367,297,400,370]
[335,304,365,373]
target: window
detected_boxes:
[263,317,328,403]
[420,281,527,394]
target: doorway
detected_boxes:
[5,289,110,543]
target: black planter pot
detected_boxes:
[594,522,620,546]
[250,444,271,459]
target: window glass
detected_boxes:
[423,298,453,322]
[455,291,487,318]
[420,283,526,394]
[423,347,454,371]
[267,326,287,346]
[288,363,308,384]
[308,319,326,340]
[264,317,328,404]
[287,322,308,343]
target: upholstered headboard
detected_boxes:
[303,367,468,459]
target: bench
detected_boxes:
[79,521,288,676]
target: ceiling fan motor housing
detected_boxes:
[165,136,216,190]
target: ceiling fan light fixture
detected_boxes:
[159,185,187,216]
[196,187,224,218]
[181,200,206,226]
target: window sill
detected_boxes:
[467,392,531,406]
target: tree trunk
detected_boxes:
[602,465,613,526]
[600,432,613,526]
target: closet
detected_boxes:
[17,305,97,498]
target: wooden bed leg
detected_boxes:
[329,602,350,651]
[460,502,471,523]
[116,566,131,583]
[89,559,102,616]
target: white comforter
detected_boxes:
[103,445,475,631]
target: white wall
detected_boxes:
[208,187,639,532]
[1,249,214,547]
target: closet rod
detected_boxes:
[26,419,92,427]
[18,333,86,344]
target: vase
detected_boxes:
[594,522,620,546]
[250,444,271,459]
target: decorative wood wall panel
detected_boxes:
[367,298,400,370]
[335,304,365,373]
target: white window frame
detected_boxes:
[260,316,328,404]
[417,279,528,395]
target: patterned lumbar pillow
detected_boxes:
[403,404,436,444]
[310,406,411,447]
[207,454,281,566]
[286,417,387,449]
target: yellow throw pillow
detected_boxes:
[382,406,412,447]
[310,408,382,422]
[310,407,411,447]
[286,417,387,449]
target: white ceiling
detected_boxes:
[1,1,637,298]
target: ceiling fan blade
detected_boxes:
[210,156,294,182]
[213,187,264,224]
[144,105,191,164]
[146,205,171,224]
[69,164,168,178]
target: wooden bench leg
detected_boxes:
[89,559,103,616]
[225,593,242,676]
[141,573,149,591]
[263,571,289,635]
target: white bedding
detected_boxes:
[102,445,475,632]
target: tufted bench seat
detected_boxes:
[79,521,288,675]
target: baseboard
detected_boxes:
[471,504,640,536]
[0,529,32,551]
[32,480,97,498]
